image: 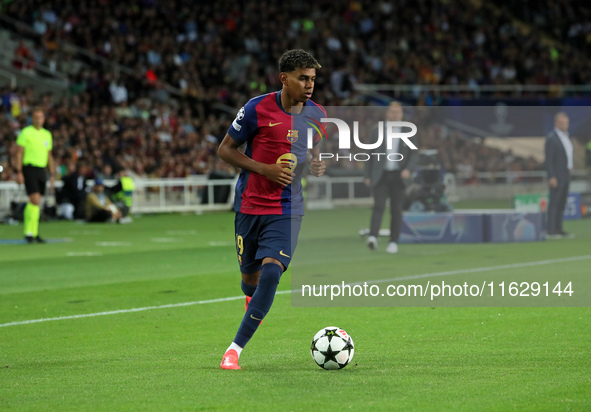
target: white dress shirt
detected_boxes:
[385,126,400,171]
[554,127,573,170]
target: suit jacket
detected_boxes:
[59,172,88,206]
[364,123,418,187]
[545,130,571,184]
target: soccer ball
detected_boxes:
[310,326,355,370]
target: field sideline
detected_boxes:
[1,207,590,411]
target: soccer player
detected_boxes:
[16,108,55,243]
[217,49,327,370]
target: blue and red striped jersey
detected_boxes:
[227,91,326,215]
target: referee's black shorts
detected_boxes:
[22,165,47,196]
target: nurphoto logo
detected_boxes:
[306,119,419,162]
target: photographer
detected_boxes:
[85,179,122,223]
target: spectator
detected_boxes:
[13,41,35,71]
[109,81,128,105]
[95,164,116,181]
[85,179,121,223]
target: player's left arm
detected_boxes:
[309,145,326,177]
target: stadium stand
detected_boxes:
[504,0,591,57]
[3,0,590,186]
[0,85,233,182]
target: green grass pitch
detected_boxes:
[1,206,590,411]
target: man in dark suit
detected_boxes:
[59,161,89,220]
[364,102,418,253]
[545,112,574,238]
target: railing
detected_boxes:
[0,67,16,88]
[454,170,590,184]
[306,170,589,208]
[0,48,69,87]
[0,177,238,216]
[0,13,183,97]
[0,181,63,216]
[0,171,589,217]
[0,13,135,76]
[356,84,591,98]
[131,177,237,213]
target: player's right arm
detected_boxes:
[219,101,293,186]
[218,134,293,186]
[15,143,24,185]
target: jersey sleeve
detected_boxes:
[16,128,27,147]
[311,103,327,147]
[227,100,258,144]
[47,131,53,151]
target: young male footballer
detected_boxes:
[217,49,327,369]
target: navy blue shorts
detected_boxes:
[234,212,303,274]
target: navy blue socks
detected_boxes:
[234,263,282,347]
[241,280,257,297]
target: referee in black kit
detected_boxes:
[16,107,55,243]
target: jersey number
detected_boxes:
[236,235,244,255]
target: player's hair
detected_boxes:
[278,49,321,73]
[31,106,44,114]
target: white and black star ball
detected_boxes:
[311,326,355,370]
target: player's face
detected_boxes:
[387,104,403,121]
[285,68,316,103]
[32,110,45,128]
[555,115,569,132]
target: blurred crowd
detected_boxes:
[415,126,542,182]
[5,0,590,97]
[0,85,544,184]
[0,86,235,183]
[4,0,586,183]
[317,118,542,181]
[505,0,591,56]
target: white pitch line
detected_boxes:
[1,255,589,329]
[66,252,103,257]
[351,254,591,286]
[166,230,197,235]
[96,241,132,247]
[0,295,267,328]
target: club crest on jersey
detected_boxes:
[286,129,299,143]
